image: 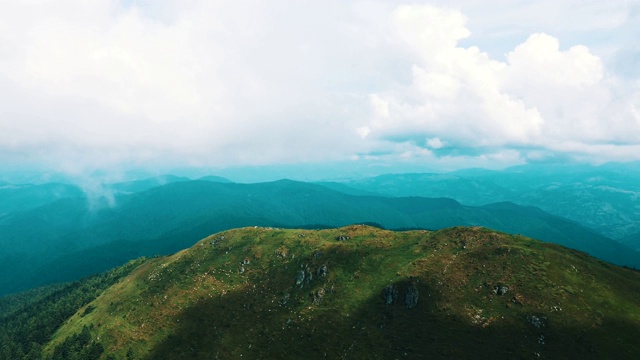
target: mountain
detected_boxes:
[108,174,231,194]
[4,226,638,359]
[0,182,84,216]
[197,175,233,183]
[335,172,514,205]
[2,179,639,296]
[620,232,640,252]
[313,181,385,197]
[107,175,192,194]
[338,163,640,240]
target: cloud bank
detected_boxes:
[0,0,638,177]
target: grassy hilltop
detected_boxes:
[36,225,640,359]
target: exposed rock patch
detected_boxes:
[274,246,288,259]
[404,283,419,309]
[311,288,325,305]
[493,284,509,296]
[527,314,548,328]
[317,265,328,279]
[382,285,398,305]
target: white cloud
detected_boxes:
[0,1,639,177]
[393,4,470,59]
[0,0,372,172]
[426,137,445,149]
[363,5,545,148]
[505,33,604,87]
[359,3,640,164]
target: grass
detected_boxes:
[44,225,640,359]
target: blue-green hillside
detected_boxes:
[1,179,638,296]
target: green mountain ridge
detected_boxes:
[337,165,640,240]
[2,179,639,296]
[5,225,638,359]
[0,182,84,216]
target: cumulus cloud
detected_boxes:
[362,5,544,148]
[359,3,640,164]
[0,1,639,178]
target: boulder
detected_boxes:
[311,288,326,305]
[295,270,305,287]
[382,285,398,305]
[404,283,419,309]
[317,265,328,278]
[493,284,509,296]
[280,293,290,305]
[526,314,548,328]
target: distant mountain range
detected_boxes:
[2,176,639,296]
[332,163,640,240]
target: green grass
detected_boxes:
[44,225,640,359]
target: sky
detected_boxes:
[1,0,639,182]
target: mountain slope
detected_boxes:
[107,175,192,194]
[0,182,83,216]
[620,232,640,252]
[44,226,640,359]
[2,179,639,296]
[338,164,640,240]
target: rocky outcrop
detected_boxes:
[404,283,419,309]
[526,314,548,328]
[317,264,328,278]
[493,284,509,296]
[311,288,325,305]
[382,285,398,305]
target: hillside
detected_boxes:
[338,164,640,240]
[620,232,640,252]
[2,179,639,296]
[0,182,84,216]
[38,226,640,359]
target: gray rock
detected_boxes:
[295,270,305,286]
[210,235,226,246]
[336,235,350,241]
[404,283,419,309]
[274,248,287,259]
[280,293,290,305]
[305,267,313,284]
[538,335,545,345]
[311,288,326,305]
[527,315,548,328]
[493,285,509,295]
[317,264,328,278]
[382,285,398,305]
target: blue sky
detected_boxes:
[0,0,639,181]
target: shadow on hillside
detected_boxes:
[143,277,640,360]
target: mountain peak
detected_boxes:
[44,226,640,359]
